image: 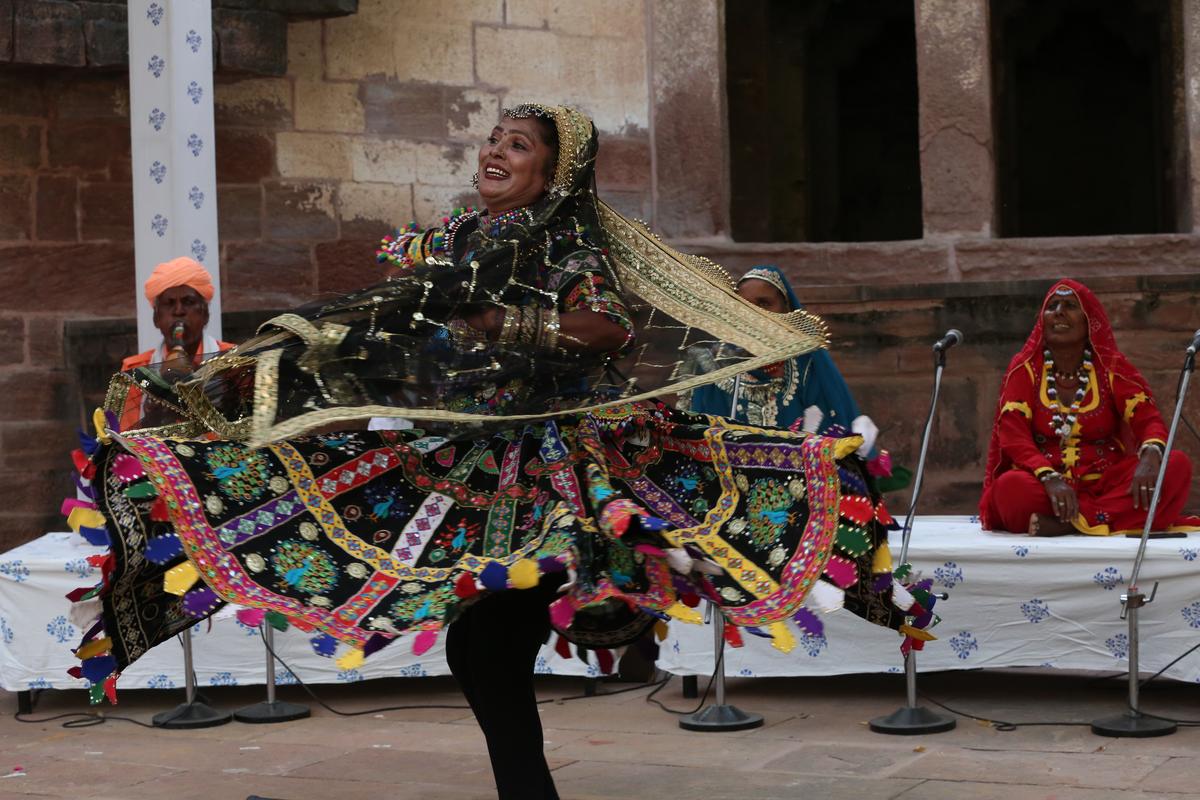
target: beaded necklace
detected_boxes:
[1044,347,1093,443]
[479,206,533,239]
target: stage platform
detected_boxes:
[0,532,594,704]
[658,516,1200,682]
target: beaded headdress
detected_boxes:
[738,268,792,306]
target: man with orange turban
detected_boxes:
[119,257,235,430]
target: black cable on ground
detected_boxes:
[645,646,722,716]
[916,692,1093,732]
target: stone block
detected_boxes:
[263,180,337,239]
[595,134,650,192]
[51,74,127,120]
[222,240,314,311]
[35,174,77,241]
[295,80,364,132]
[475,26,562,95]
[955,234,1200,282]
[337,181,411,238]
[0,470,65,517]
[920,126,993,236]
[683,241,954,287]
[447,88,500,142]
[649,0,725,237]
[79,180,132,240]
[80,1,127,67]
[413,183,476,228]
[0,174,31,239]
[240,0,358,15]
[0,243,134,312]
[27,314,62,365]
[352,137,418,184]
[324,0,395,80]
[507,0,642,40]
[214,77,293,127]
[361,82,446,138]
[0,419,77,470]
[391,19,474,85]
[0,316,24,365]
[214,129,275,183]
[13,0,84,66]
[286,19,323,79]
[214,7,288,76]
[412,141,473,186]
[314,238,381,294]
[0,123,41,169]
[276,131,353,179]
[0,368,71,420]
[217,184,263,241]
[0,71,46,116]
[47,123,128,171]
[0,0,13,62]
[915,0,994,234]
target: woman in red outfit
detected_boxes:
[981,279,1199,535]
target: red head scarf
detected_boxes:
[980,279,1153,508]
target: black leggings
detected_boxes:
[445,580,562,800]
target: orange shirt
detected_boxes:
[118,339,235,432]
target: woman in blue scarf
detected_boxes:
[684,266,890,473]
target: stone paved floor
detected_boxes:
[1,668,1198,799]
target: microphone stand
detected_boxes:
[234,625,311,724]
[1091,345,1195,738]
[679,374,764,732]
[152,631,232,729]
[870,341,956,735]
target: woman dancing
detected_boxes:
[68,105,931,799]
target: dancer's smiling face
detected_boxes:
[477,117,555,215]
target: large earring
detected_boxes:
[471,172,479,189]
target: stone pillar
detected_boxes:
[913,0,996,237]
[1181,0,1200,232]
[648,0,729,238]
[128,0,221,351]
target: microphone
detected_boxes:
[170,321,186,350]
[932,329,963,353]
[1187,329,1200,356]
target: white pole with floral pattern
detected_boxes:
[127,0,222,352]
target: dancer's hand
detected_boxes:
[1130,447,1161,510]
[1043,477,1078,523]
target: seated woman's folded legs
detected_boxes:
[1078,451,1194,532]
[984,470,1054,533]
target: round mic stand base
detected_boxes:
[679,704,764,732]
[1091,711,1176,738]
[678,604,763,733]
[234,700,311,724]
[153,632,232,729]
[235,625,311,724]
[869,705,956,735]
[152,701,233,729]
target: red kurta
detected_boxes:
[980,280,1198,535]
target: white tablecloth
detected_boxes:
[658,516,1200,682]
[0,533,594,693]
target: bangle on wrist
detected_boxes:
[1138,441,1165,459]
[497,305,520,344]
[1037,469,1062,484]
[541,307,561,352]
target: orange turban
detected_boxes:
[144,257,215,305]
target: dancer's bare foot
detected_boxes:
[1029,513,1073,536]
